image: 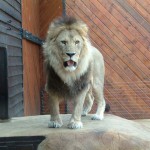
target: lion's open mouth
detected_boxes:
[64,60,77,68]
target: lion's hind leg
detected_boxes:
[91,99,106,120]
[91,84,106,120]
[82,91,94,116]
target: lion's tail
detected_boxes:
[105,104,110,112]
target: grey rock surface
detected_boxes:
[0,114,150,150]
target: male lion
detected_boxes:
[43,16,106,129]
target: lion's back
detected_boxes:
[91,46,105,85]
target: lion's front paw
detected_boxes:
[48,121,63,128]
[91,114,104,120]
[67,121,83,129]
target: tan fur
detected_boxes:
[43,17,106,129]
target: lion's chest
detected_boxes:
[47,67,90,98]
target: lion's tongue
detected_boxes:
[67,60,74,66]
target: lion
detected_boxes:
[43,16,107,129]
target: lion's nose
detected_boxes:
[66,52,76,58]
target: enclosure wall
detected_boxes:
[22,0,63,115]
[0,0,23,117]
[66,0,150,119]
[22,0,41,115]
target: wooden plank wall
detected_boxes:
[22,0,63,115]
[0,0,23,117]
[22,0,41,115]
[40,0,63,39]
[39,0,63,114]
[66,0,150,119]
[39,0,63,91]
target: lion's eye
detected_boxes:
[75,40,80,44]
[61,41,67,45]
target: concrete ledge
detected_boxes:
[0,114,150,150]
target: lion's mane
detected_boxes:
[43,17,92,88]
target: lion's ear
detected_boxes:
[72,21,89,38]
[79,23,89,37]
[47,24,57,41]
[47,24,66,41]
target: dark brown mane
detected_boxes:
[46,66,91,98]
[53,16,78,27]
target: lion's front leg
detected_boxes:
[48,94,63,128]
[68,88,88,129]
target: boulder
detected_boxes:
[0,114,150,149]
[38,114,150,150]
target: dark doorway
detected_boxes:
[0,47,8,119]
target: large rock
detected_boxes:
[0,114,150,149]
[38,114,150,150]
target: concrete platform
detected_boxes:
[0,114,150,150]
[134,119,150,128]
[0,114,149,137]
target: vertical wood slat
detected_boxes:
[39,0,63,88]
[22,0,41,116]
[66,0,150,119]
[39,0,63,39]
[39,0,63,114]
[22,0,63,115]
